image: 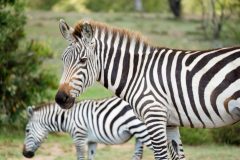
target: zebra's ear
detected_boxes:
[81,22,93,44]
[59,19,75,42]
[27,106,34,118]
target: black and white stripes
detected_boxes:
[23,97,153,160]
[56,19,240,159]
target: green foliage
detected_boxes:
[143,0,168,12]
[85,0,132,12]
[0,0,25,53]
[85,0,168,12]
[27,0,60,10]
[0,0,57,128]
[211,124,240,145]
[183,0,240,40]
[181,124,240,145]
[52,0,88,12]
[224,21,240,42]
[180,128,213,145]
[0,40,57,124]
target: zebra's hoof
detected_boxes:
[132,155,142,160]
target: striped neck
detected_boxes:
[94,27,156,99]
[33,105,74,133]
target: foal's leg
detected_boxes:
[167,127,185,160]
[87,142,97,160]
[132,138,144,160]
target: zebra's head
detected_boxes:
[23,106,48,158]
[55,19,97,109]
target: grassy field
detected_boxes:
[1,11,240,160]
[1,132,240,160]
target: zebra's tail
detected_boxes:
[228,98,240,117]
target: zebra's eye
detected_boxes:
[79,57,87,63]
[26,129,30,133]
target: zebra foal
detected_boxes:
[55,19,240,159]
[23,97,153,160]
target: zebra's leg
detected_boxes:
[144,107,168,160]
[167,127,185,160]
[74,142,86,160]
[132,138,144,160]
[87,142,97,160]
[73,131,87,160]
[167,140,179,160]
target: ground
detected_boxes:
[1,133,240,160]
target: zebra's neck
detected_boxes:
[95,27,165,101]
[35,104,75,133]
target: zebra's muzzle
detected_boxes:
[22,150,34,158]
[55,90,75,109]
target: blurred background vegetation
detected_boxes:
[1,0,240,159]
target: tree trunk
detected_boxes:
[169,0,181,18]
[134,0,143,12]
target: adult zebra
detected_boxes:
[23,97,154,160]
[55,19,240,160]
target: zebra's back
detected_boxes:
[72,97,150,145]
[160,46,240,128]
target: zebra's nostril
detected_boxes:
[63,94,69,103]
[55,90,75,109]
[55,91,69,105]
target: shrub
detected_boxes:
[85,0,168,12]
[181,124,240,146]
[211,124,240,145]
[0,40,57,123]
[0,0,57,128]
[52,0,88,12]
[180,128,213,145]
[27,0,60,10]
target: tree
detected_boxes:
[199,0,240,39]
[134,0,143,12]
[0,0,57,127]
[168,0,181,18]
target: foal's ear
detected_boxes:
[81,22,93,44]
[27,106,34,118]
[59,19,75,42]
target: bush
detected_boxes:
[52,0,88,12]
[0,0,25,53]
[211,124,240,145]
[85,0,168,12]
[181,124,240,146]
[27,0,60,10]
[0,40,57,123]
[180,128,213,145]
[0,0,57,128]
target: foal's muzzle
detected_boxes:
[23,145,35,158]
[55,90,75,109]
[23,150,34,158]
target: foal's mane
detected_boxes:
[33,102,55,112]
[73,20,151,47]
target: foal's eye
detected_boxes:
[79,57,87,63]
[26,129,30,133]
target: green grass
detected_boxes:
[1,133,239,160]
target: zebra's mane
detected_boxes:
[32,102,55,112]
[73,20,151,46]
